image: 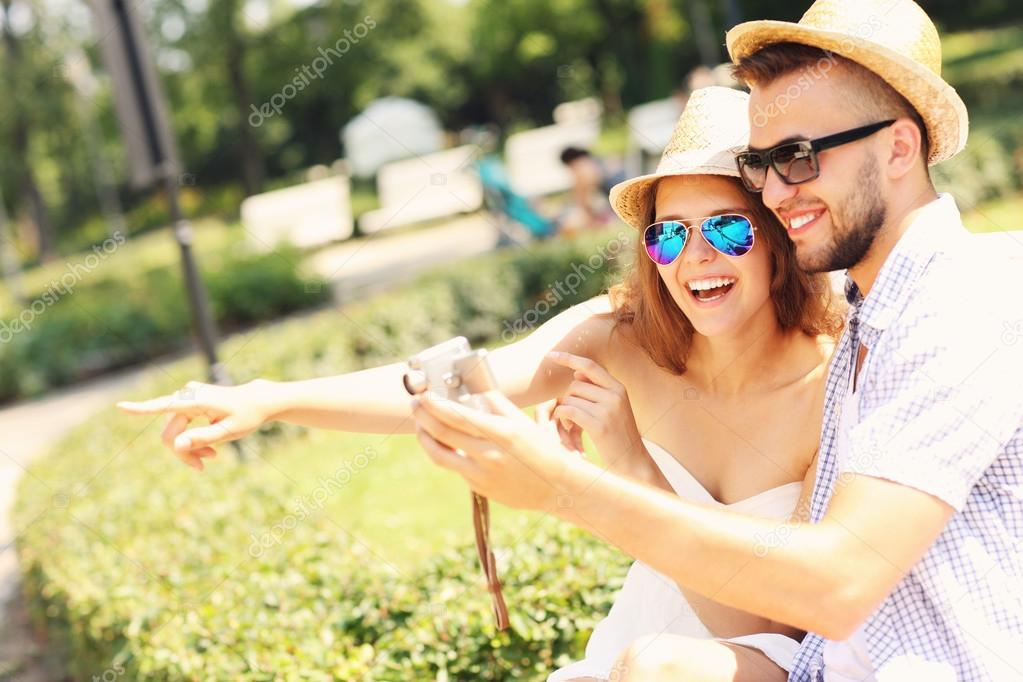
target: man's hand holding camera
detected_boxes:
[411,390,600,512]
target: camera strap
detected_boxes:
[472,491,509,630]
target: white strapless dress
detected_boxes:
[548,438,803,681]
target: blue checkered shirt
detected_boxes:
[789,195,1023,681]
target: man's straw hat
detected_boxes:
[609,86,750,231]
[726,0,968,165]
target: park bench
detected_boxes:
[240,175,354,250]
[358,145,484,234]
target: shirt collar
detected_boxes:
[843,193,964,341]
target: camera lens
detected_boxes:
[403,371,428,395]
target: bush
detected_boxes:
[933,123,1023,209]
[368,529,628,680]
[343,230,629,367]
[0,245,328,404]
[13,227,635,680]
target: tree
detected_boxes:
[207,0,264,196]
[1,0,56,262]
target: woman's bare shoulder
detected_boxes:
[556,296,620,360]
[547,295,646,367]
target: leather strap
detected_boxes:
[472,491,509,630]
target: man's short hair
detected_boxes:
[560,147,591,166]
[732,42,930,162]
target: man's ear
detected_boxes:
[886,118,925,180]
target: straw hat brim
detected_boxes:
[726,21,968,164]
[609,149,742,231]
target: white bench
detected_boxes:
[358,145,483,234]
[504,119,600,198]
[240,175,354,250]
[624,97,685,177]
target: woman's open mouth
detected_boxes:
[687,276,737,306]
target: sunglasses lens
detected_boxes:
[737,154,767,192]
[702,214,754,257]
[773,143,818,184]
[644,221,687,265]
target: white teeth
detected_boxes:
[687,277,737,292]
[790,213,819,229]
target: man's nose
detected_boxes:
[761,166,798,211]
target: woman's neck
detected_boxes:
[684,305,796,397]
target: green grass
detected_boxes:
[943,25,1023,85]
[11,229,629,678]
[592,118,629,158]
[19,228,610,571]
[0,218,242,319]
[258,423,547,573]
[348,181,380,220]
[962,192,1023,234]
[79,346,471,574]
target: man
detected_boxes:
[411,1,1023,680]
[558,146,623,234]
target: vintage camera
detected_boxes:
[403,336,497,410]
[403,336,509,630]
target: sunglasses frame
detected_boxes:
[735,119,897,193]
[642,213,758,266]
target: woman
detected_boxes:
[540,86,842,681]
[118,87,841,680]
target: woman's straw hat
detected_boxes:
[609,86,750,231]
[726,0,968,165]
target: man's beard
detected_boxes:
[798,156,887,274]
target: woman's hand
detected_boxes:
[533,398,585,455]
[411,390,600,511]
[545,351,647,471]
[116,379,275,470]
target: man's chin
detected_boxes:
[794,244,836,274]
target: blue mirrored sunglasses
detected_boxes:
[643,213,757,266]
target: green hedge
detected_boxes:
[368,534,628,680]
[13,228,635,680]
[0,245,328,404]
[933,121,1023,209]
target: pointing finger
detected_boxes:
[546,351,616,388]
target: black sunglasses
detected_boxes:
[735,120,896,193]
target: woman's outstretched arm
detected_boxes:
[117,296,616,467]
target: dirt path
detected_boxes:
[0,364,151,681]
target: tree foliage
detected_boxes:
[0,0,1020,261]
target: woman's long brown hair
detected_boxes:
[609,177,844,374]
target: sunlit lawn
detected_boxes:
[962,193,1023,234]
[943,24,1023,86]
[69,315,560,574]
[260,425,550,573]
[0,217,241,318]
